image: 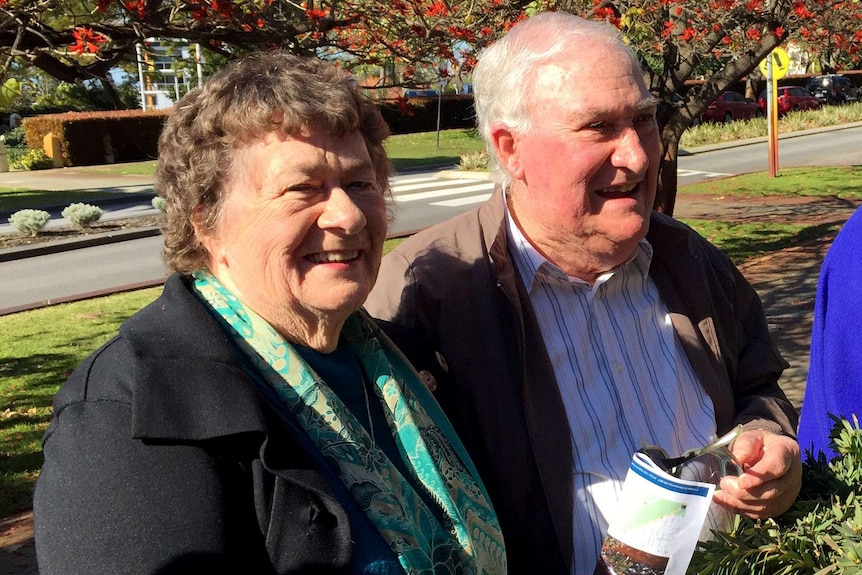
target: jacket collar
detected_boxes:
[477,188,574,570]
[120,274,268,441]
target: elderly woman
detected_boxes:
[33,52,506,575]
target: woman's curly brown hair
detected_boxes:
[156,51,391,273]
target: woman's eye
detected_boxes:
[347,181,378,194]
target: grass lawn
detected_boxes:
[679,166,862,200]
[681,219,843,263]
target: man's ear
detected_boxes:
[489,122,524,180]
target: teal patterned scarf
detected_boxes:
[192,270,506,575]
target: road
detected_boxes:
[678,123,862,178]
[2,124,862,313]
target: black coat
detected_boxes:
[34,274,400,575]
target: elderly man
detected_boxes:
[366,11,801,575]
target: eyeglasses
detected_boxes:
[638,425,744,483]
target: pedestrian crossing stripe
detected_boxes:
[678,169,730,179]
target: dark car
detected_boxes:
[805,74,859,105]
[758,86,821,115]
[702,91,763,123]
[403,89,439,99]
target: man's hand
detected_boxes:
[712,429,802,519]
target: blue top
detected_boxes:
[798,205,862,459]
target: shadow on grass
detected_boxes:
[390,156,460,172]
[719,222,842,263]
[0,186,154,215]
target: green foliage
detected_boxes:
[458,151,489,171]
[690,416,862,574]
[9,148,53,171]
[681,102,862,148]
[151,196,167,213]
[29,80,139,113]
[2,126,26,148]
[8,208,51,236]
[0,78,22,108]
[61,202,103,229]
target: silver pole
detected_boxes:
[195,44,204,88]
[135,43,146,111]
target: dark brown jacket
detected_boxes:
[367,189,797,574]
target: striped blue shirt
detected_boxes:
[505,211,717,575]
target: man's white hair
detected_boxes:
[472,11,641,184]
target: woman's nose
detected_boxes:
[318,187,367,234]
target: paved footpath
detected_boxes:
[1,191,859,574]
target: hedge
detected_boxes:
[20,95,475,168]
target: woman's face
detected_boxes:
[199,125,387,338]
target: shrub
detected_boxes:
[61,203,103,229]
[8,209,51,236]
[151,196,167,213]
[690,415,862,574]
[9,148,53,171]
[2,126,26,148]
[458,151,490,171]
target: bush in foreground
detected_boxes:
[690,415,862,574]
[9,148,53,171]
[8,209,51,236]
[61,203,103,230]
[151,196,167,213]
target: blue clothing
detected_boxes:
[798,205,862,459]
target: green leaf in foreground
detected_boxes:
[691,416,862,575]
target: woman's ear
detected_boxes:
[191,204,221,266]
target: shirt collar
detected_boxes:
[504,198,653,292]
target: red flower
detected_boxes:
[793,2,813,18]
[306,8,328,20]
[96,0,111,12]
[681,27,696,41]
[123,0,146,18]
[425,0,448,17]
[396,96,414,116]
[70,27,108,54]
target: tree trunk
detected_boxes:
[654,134,680,216]
[98,76,125,110]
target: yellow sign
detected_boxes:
[758,47,790,80]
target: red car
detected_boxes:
[758,86,821,115]
[702,91,763,123]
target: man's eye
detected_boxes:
[588,121,606,130]
[635,113,657,125]
[287,183,318,193]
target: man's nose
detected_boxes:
[318,187,367,234]
[610,127,651,172]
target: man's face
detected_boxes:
[200,126,387,336]
[501,43,661,281]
